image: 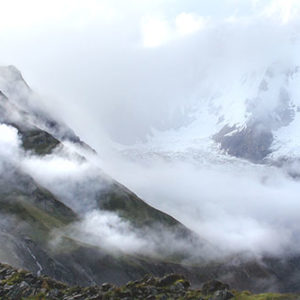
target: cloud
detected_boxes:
[1,0,300,263]
[262,0,300,23]
[141,17,171,48]
[57,210,150,254]
[21,148,104,214]
[0,0,116,32]
[175,13,208,35]
[101,150,300,257]
[0,124,21,165]
[1,0,299,148]
[141,13,208,47]
[50,208,216,261]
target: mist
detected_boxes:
[0,0,299,147]
[1,0,300,263]
[102,151,300,257]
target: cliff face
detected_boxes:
[213,124,274,163]
[212,66,299,163]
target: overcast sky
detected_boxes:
[0,0,299,148]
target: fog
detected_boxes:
[103,152,300,257]
[0,124,20,163]
[18,132,300,259]
[1,0,300,146]
[1,0,300,262]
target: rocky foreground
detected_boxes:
[0,262,300,300]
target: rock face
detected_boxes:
[214,124,273,162]
[202,280,229,295]
[213,66,298,163]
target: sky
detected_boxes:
[1,0,300,148]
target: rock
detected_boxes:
[88,295,103,300]
[19,281,29,289]
[213,124,273,163]
[212,289,234,300]
[145,275,157,286]
[101,282,113,292]
[157,273,186,287]
[202,280,230,295]
[47,288,62,298]
[4,261,294,300]
[149,287,158,295]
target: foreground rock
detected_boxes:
[1,262,300,300]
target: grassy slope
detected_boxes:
[98,181,183,228]
[11,121,187,232]
[232,291,299,300]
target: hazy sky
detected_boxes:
[0,0,299,148]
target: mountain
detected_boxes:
[0,65,210,286]
[1,65,300,294]
[213,64,299,163]
[126,62,300,167]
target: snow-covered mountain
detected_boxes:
[120,59,300,166]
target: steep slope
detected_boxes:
[0,65,93,152]
[0,65,210,286]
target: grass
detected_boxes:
[232,291,300,299]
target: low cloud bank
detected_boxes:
[1,119,300,262]
[102,150,300,258]
[0,124,21,165]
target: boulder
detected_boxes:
[202,280,230,295]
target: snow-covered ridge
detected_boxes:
[123,61,300,163]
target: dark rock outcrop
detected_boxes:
[0,263,229,300]
[202,279,229,295]
[1,262,300,300]
[214,124,273,163]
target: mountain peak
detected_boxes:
[0,65,28,90]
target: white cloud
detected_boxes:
[62,210,149,253]
[0,0,116,32]
[175,13,208,36]
[21,150,103,214]
[141,12,208,47]
[0,124,21,163]
[262,0,300,23]
[102,150,300,257]
[141,17,172,47]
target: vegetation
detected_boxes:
[18,126,60,155]
[1,262,300,300]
